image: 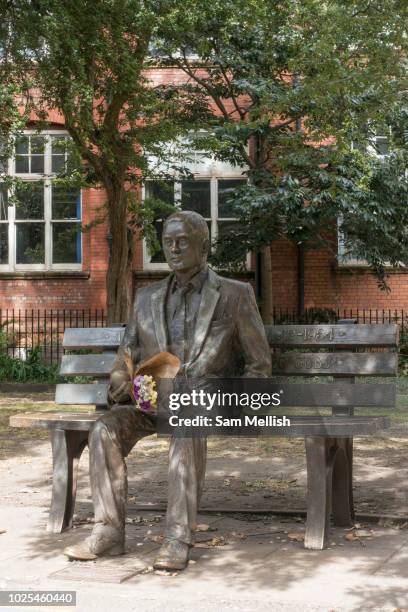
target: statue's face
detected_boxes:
[162,219,206,273]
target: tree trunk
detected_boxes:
[260,245,273,324]
[105,186,133,324]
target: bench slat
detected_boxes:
[63,324,399,350]
[265,324,398,347]
[60,353,116,377]
[272,352,398,376]
[9,411,105,431]
[63,327,125,349]
[55,382,396,407]
[55,383,109,405]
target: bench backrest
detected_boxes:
[57,323,399,413]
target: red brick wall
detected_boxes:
[271,238,408,312]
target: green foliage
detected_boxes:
[0,347,60,383]
[0,325,17,350]
[159,0,408,287]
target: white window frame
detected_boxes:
[0,129,82,272]
[143,170,250,271]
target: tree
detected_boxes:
[157,0,408,321]
[0,0,209,322]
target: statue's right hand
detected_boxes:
[108,370,132,404]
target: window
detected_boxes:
[143,175,246,268]
[0,131,82,271]
[352,134,390,157]
[0,186,8,265]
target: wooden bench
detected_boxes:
[9,322,398,550]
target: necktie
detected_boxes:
[171,283,192,362]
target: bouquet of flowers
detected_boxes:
[124,351,180,415]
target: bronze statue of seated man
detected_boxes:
[64,210,271,570]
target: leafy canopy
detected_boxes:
[156,0,408,285]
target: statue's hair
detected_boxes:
[163,210,209,245]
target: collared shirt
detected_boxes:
[166,265,208,363]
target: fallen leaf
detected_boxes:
[345,529,373,542]
[195,524,217,532]
[287,532,305,542]
[194,536,226,548]
[345,532,359,542]
[146,535,164,543]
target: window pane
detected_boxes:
[15,136,29,155]
[51,136,67,155]
[0,186,8,220]
[181,180,211,217]
[0,136,7,173]
[52,155,65,173]
[31,136,45,154]
[218,179,246,218]
[217,220,240,242]
[15,182,44,219]
[52,222,81,263]
[52,136,69,173]
[0,224,8,264]
[31,155,44,173]
[52,186,80,219]
[375,137,389,155]
[147,180,174,203]
[15,156,29,173]
[146,181,174,263]
[16,223,45,264]
[150,220,166,263]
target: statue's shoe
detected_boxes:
[153,538,190,571]
[63,540,124,561]
[64,524,125,560]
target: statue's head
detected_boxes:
[162,210,209,273]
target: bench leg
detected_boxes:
[304,436,336,550]
[47,429,89,534]
[332,437,354,527]
[345,437,355,522]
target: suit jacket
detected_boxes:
[112,268,271,380]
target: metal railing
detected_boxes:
[0,309,106,364]
[0,306,406,364]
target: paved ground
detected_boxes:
[1,504,408,612]
[1,438,408,612]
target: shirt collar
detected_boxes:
[171,265,209,294]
